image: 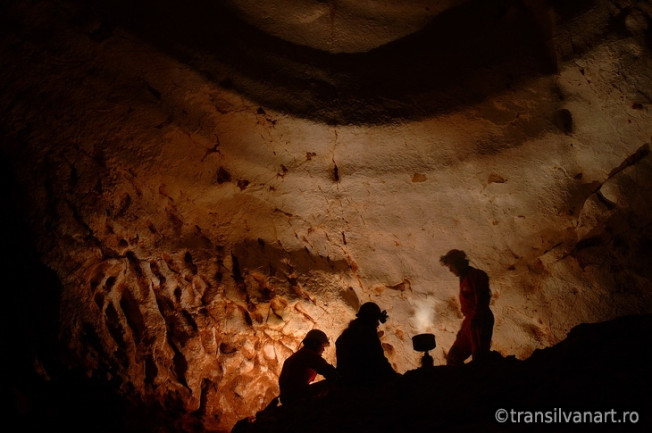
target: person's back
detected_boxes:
[335,302,398,387]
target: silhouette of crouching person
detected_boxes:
[335,302,400,387]
[278,329,339,405]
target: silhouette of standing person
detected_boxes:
[278,329,338,405]
[335,302,399,386]
[440,249,494,365]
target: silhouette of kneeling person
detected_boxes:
[335,302,399,386]
[278,329,338,405]
[440,249,494,365]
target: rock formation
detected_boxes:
[2,0,651,432]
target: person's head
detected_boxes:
[439,249,469,276]
[356,302,388,326]
[302,329,330,354]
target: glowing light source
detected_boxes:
[412,299,436,334]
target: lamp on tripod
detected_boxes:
[412,333,436,368]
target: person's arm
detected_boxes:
[475,269,491,310]
[310,352,338,380]
[369,329,399,378]
[469,269,491,316]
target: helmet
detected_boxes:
[356,302,388,323]
[439,249,468,266]
[302,329,330,347]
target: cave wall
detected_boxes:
[2,0,652,432]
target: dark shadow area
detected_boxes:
[0,148,164,433]
[232,238,353,289]
[62,0,606,125]
[236,314,652,433]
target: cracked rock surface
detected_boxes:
[1,0,652,432]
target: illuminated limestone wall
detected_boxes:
[1,0,651,431]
